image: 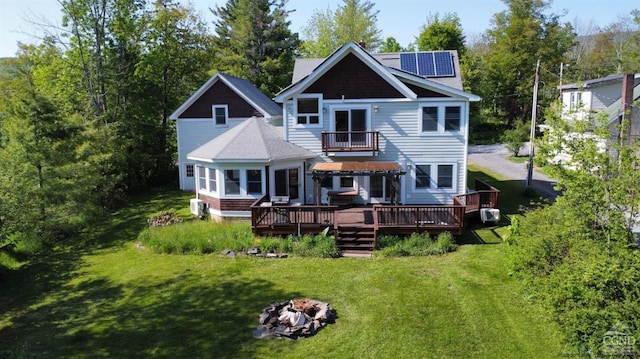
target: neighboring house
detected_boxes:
[169,73,283,191]
[274,42,480,207]
[558,73,640,144]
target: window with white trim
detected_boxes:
[421,107,438,132]
[569,92,582,110]
[437,164,453,189]
[444,106,461,131]
[213,105,227,126]
[246,169,262,195]
[208,168,217,193]
[420,103,464,133]
[185,164,195,178]
[415,165,431,189]
[198,166,206,190]
[414,164,456,190]
[295,96,321,125]
[224,169,240,195]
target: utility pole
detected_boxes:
[526,59,541,190]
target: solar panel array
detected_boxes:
[399,51,455,77]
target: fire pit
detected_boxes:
[253,298,336,339]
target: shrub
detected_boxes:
[291,230,340,258]
[507,204,640,355]
[501,121,529,157]
[376,232,457,257]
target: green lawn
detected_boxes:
[0,169,565,359]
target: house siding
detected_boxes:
[179,80,266,119]
[176,118,245,190]
[303,53,404,99]
[294,99,469,205]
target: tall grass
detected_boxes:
[376,231,458,256]
[138,220,339,258]
[138,220,255,254]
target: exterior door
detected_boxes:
[370,175,392,203]
[274,168,300,201]
[334,108,368,145]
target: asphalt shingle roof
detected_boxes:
[219,74,282,117]
[187,117,317,162]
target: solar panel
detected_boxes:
[398,51,455,77]
[434,51,454,76]
[416,52,435,77]
[400,53,417,75]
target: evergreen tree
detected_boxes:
[212,0,299,96]
[301,0,382,57]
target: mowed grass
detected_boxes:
[0,171,565,358]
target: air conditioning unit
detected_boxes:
[480,208,501,224]
[190,198,204,216]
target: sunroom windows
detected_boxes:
[196,167,263,197]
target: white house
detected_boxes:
[558,73,640,143]
[169,73,283,191]
[172,42,482,220]
[275,42,480,207]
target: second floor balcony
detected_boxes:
[321,131,379,156]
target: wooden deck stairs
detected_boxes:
[335,225,375,257]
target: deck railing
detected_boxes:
[373,204,465,233]
[454,178,500,213]
[321,131,379,154]
[250,195,338,228]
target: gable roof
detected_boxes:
[605,82,640,124]
[277,42,478,102]
[169,73,282,120]
[293,51,464,90]
[187,117,317,163]
[559,73,640,91]
[275,42,417,102]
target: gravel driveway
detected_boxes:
[468,144,560,200]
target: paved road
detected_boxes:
[468,144,560,200]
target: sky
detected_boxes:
[0,0,636,58]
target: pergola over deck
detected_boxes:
[310,161,405,205]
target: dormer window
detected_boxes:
[295,95,321,125]
[213,105,228,126]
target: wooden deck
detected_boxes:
[250,179,500,253]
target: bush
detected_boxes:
[501,121,530,157]
[376,232,458,257]
[290,229,340,258]
[507,205,640,355]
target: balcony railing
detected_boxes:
[321,131,379,155]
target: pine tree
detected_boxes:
[212,0,299,96]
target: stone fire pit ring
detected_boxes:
[253,298,336,339]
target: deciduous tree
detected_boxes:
[300,0,382,57]
[416,12,466,57]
